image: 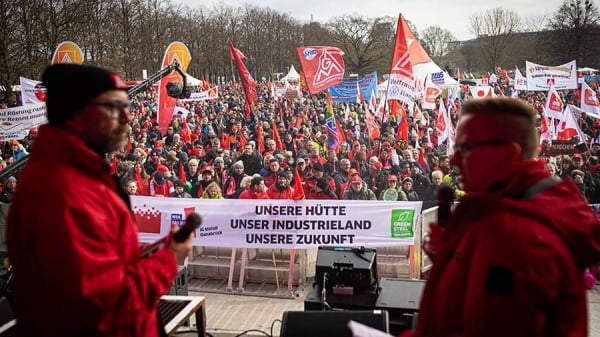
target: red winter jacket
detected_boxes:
[411,160,600,337]
[7,125,178,337]
[266,184,294,199]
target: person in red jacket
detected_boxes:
[7,64,192,337]
[267,171,294,199]
[405,97,600,337]
[239,176,269,199]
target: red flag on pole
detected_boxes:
[272,120,284,151]
[386,14,416,110]
[256,124,265,154]
[396,104,409,147]
[178,161,187,184]
[296,46,345,94]
[180,117,191,143]
[238,129,247,150]
[228,40,257,119]
[291,167,305,200]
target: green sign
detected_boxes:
[390,209,415,238]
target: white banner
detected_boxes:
[0,103,47,140]
[526,60,577,91]
[179,86,219,102]
[19,77,45,105]
[131,197,422,248]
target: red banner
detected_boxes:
[296,46,345,94]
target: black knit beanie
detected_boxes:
[41,64,128,126]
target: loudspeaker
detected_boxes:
[315,246,378,293]
[280,310,389,337]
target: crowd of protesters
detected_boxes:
[2,70,600,207]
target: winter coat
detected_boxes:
[412,160,600,337]
[7,124,177,337]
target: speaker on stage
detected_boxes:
[315,246,378,295]
[280,310,389,337]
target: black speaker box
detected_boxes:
[315,246,378,293]
[280,310,389,337]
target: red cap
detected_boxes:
[370,161,382,171]
[387,174,398,181]
[350,175,363,184]
[348,168,359,176]
[156,165,169,173]
[573,153,583,160]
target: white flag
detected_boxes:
[514,66,527,91]
[543,84,564,120]
[436,102,449,144]
[556,105,586,144]
[581,81,600,119]
[422,74,441,110]
[20,77,45,105]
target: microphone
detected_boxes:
[140,212,202,257]
[436,185,454,228]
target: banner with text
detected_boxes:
[329,72,378,103]
[132,197,422,248]
[526,60,577,91]
[180,86,219,102]
[0,103,47,140]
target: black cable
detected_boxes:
[234,329,271,337]
[270,318,282,337]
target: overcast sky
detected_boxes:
[176,0,564,40]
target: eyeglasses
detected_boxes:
[454,140,511,157]
[90,101,130,119]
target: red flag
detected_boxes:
[238,129,247,150]
[386,15,416,110]
[256,124,265,154]
[296,46,345,94]
[389,99,401,118]
[180,117,191,143]
[272,120,284,151]
[396,104,409,145]
[110,154,118,174]
[418,149,428,174]
[292,167,305,200]
[178,161,187,184]
[220,130,230,150]
[228,40,257,119]
[134,165,144,193]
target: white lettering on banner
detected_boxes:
[132,197,422,248]
[0,103,48,140]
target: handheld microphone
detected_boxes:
[140,212,202,257]
[436,185,454,228]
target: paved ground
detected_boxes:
[175,283,600,337]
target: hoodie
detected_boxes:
[414,159,600,337]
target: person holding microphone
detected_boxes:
[7,64,193,337]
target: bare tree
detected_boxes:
[548,0,600,65]
[469,7,521,70]
[420,26,456,62]
[326,15,393,75]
